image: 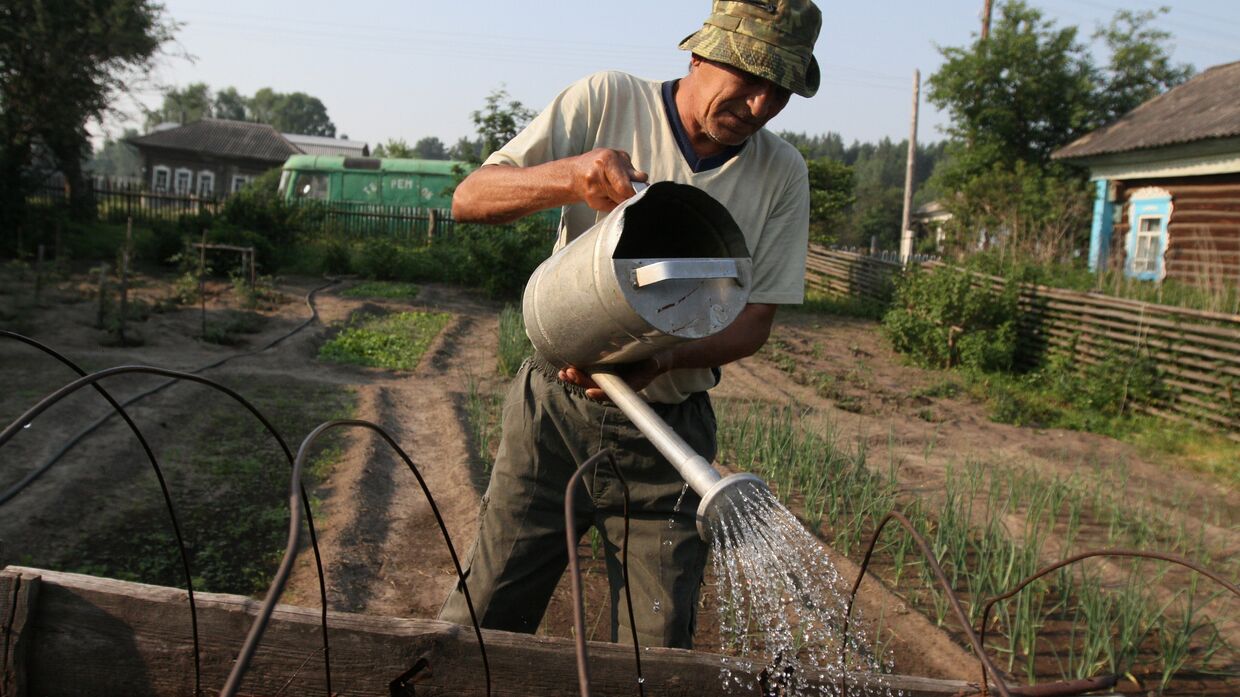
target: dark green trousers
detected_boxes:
[438,356,715,648]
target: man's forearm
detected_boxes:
[453,148,648,224]
[659,303,777,372]
[452,162,578,224]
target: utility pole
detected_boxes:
[899,69,920,266]
[981,0,993,40]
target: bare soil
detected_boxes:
[1,268,1235,693]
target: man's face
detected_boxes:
[689,56,793,146]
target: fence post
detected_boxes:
[428,209,438,245]
[199,229,207,339]
[118,218,132,345]
[96,263,110,329]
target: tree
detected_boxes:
[248,87,281,125]
[269,91,335,136]
[924,1,1192,262]
[448,136,482,163]
[413,136,448,160]
[372,138,416,158]
[470,87,535,163]
[0,0,174,232]
[145,82,212,130]
[1093,8,1193,123]
[213,86,248,121]
[928,1,1097,170]
[805,158,854,245]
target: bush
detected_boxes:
[882,265,1019,372]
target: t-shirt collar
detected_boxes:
[661,79,745,173]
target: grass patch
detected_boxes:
[496,305,532,377]
[463,372,503,473]
[63,379,355,595]
[319,310,451,371]
[797,290,889,319]
[202,309,266,345]
[341,281,421,300]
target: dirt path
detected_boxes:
[282,285,500,617]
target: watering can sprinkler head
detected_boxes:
[695,472,771,543]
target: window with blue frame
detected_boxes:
[1125,190,1172,280]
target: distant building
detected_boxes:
[283,133,369,158]
[911,201,952,252]
[126,119,369,197]
[1053,61,1240,287]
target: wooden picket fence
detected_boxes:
[804,244,1240,436]
[31,183,456,242]
[804,245,902,301]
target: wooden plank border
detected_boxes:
[1,566,986,697]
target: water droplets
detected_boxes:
[709,485,897,697]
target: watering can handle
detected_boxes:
[631,259,743,288]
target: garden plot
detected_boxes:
[1,267,1235,693]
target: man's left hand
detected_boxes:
[558,351,672,401]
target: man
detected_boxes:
[439,0,821,649]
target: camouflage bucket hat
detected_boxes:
[679,0,822,98]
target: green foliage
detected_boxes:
[882,265,1018,371]
[924,1,1193,261]
[144,82,213,130]
[372,138,416,158]
[352,238,405,280]
[319,311,451,371]
[470,87,535,163]
[341,281,421,300]
[797,290,888,320]
[781,132,947,249]
[497,305,532,377]
[806,158,855,245]
[412,136,449,160]
[1,0,174,232]
[456,219,551,298]
[202,309,266,346]
[249,87,336,136]
[929,2,1097,168]
[148,83,337,135]
[213,86,247,120]
[1092,9,1195,125]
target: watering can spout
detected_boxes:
[590,373,772,542]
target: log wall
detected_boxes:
[1111,173,1240,286]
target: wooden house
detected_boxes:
[1052,60,1240,287]
[127,120,368,198]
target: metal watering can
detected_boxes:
[522,181,771,540]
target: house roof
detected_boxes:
[283,133,369,157]
[1053,61,1240,161]
[128,119,300,162]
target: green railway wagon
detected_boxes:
[279,155,465,209]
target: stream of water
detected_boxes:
[709,482,897,697]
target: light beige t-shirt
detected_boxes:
[487,70,810,403]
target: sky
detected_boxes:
[96,0,1240,149]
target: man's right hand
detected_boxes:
[570,148,649,213]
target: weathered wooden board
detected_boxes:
[1,567,984,697]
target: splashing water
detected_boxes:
[709,484,897,697]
